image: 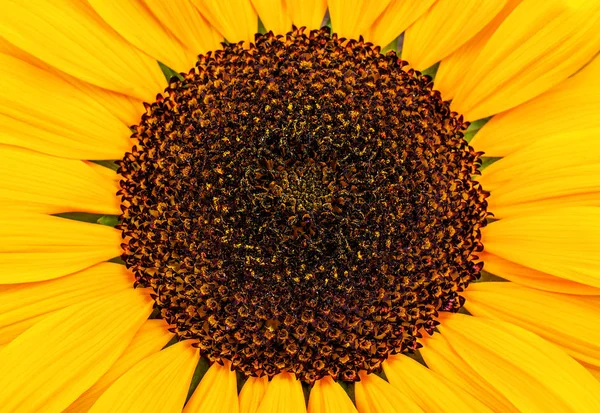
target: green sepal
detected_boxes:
[186,357,211,402]
[464,117,491,143]
[258,17,267,34]
[477,269,507,283]
[91,160,120,171]
[380,36,400,54]
[158,61,184,82]
[421,62,440,81]
[107,256,125,265]
[54,212,103,223]
[97,215,120,227]
[338,381,356,404]
[479,156,501,171]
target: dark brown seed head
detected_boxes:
[118,28,488,383]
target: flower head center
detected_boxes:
[118,28,488,383]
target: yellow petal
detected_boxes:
[434,0,523,100]
[419,334,519,412]
[479,131,600,190]
[256,372,306,413]
[403,0,507,70]
[251,0,292,35]
[480,251,600,295]
[327,0,391,40]
[0,262,133,345]
[143,0,223,55]
[285,0,327,30]
[89,341,199,413]
[308,376,358,413]
[0,37,144,129]
[89,162,121,183]
[88,0,196,71]
[383,355,492,412]
[438,312,600,412]
[0,114,127,162]
[0,145,119,214]
[355,372,423,413]
[483,207,600,288]
[363,0,435,49]
[451,0,600,120]
[0,288,153,413]
[184,360,239,413]
[585,364,600,382]
[0,35,43,67]
[65,81,143,128]
[0,53,133,160]
[0,0,165,101]
[65,318,174,413]
[470,56,600,156]
[240,376,270,413]
[464,282,600,367]
[0,213,120,248]
[486,164,600,218]
[0,313,48,349]
[0,212,121,283]
[192,0,258,44]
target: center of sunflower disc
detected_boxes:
[118,28,488,383]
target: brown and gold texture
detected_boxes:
[118,28,489,383]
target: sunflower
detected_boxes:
[1,0,600,412]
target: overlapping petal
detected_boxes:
[184,360,239,413]
[485,164,600,218]
[0,263,133,346]
[419,334,519,412]
[355,372,423,413]
[479,251,600,295]
[192,0,258,44]
[0,0,165,100]
[0,145,120,214]
[383,355,492,412]
[285,0,327,30]
[65,319,174,412]
[464,282,600,367]
[470,56,600,156]
[327,0,390,40]
[88,341,199,413]
[364,0,435,49]
[240,376,270,413]
[0,289,153,413]
[434,0,523,100]
[252,0,292,35]
[88,0,196,71]
[439,313,600,412]
[482,207,600,288]
[0,53,132,160]
[256,373,306,413]
[479,131,600,190]
[308,377,357,413]
[143,0,223,55]
[451,0,600,120]
[0,211,121,283]
[402,0,506,70]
